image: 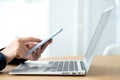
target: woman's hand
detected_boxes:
[1,37,52,63]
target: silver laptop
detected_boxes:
[9,8,112,75]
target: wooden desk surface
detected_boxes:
[0,56,120,80]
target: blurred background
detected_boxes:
[0,0,119,57]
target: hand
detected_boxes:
[1,37,52,63]
[25,39,52,60]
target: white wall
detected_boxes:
[115,0,120,44]
[48,0,79,57]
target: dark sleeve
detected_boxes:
[0,52,7,71]
[8,58,26,65]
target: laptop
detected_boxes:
[9,8,112,75]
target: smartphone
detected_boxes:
[25,28,63,57]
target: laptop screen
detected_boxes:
[84,7,113,72]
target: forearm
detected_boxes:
[0,47,26,71]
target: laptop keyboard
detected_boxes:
[44,61,79,72]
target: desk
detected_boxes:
[0,56,120,80]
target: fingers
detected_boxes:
[16,37,52,60]
[26,39,52,60]
[25,42,38,49]
[40,39,52,53]
[19,37,41,43]
[27,50,41,60]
